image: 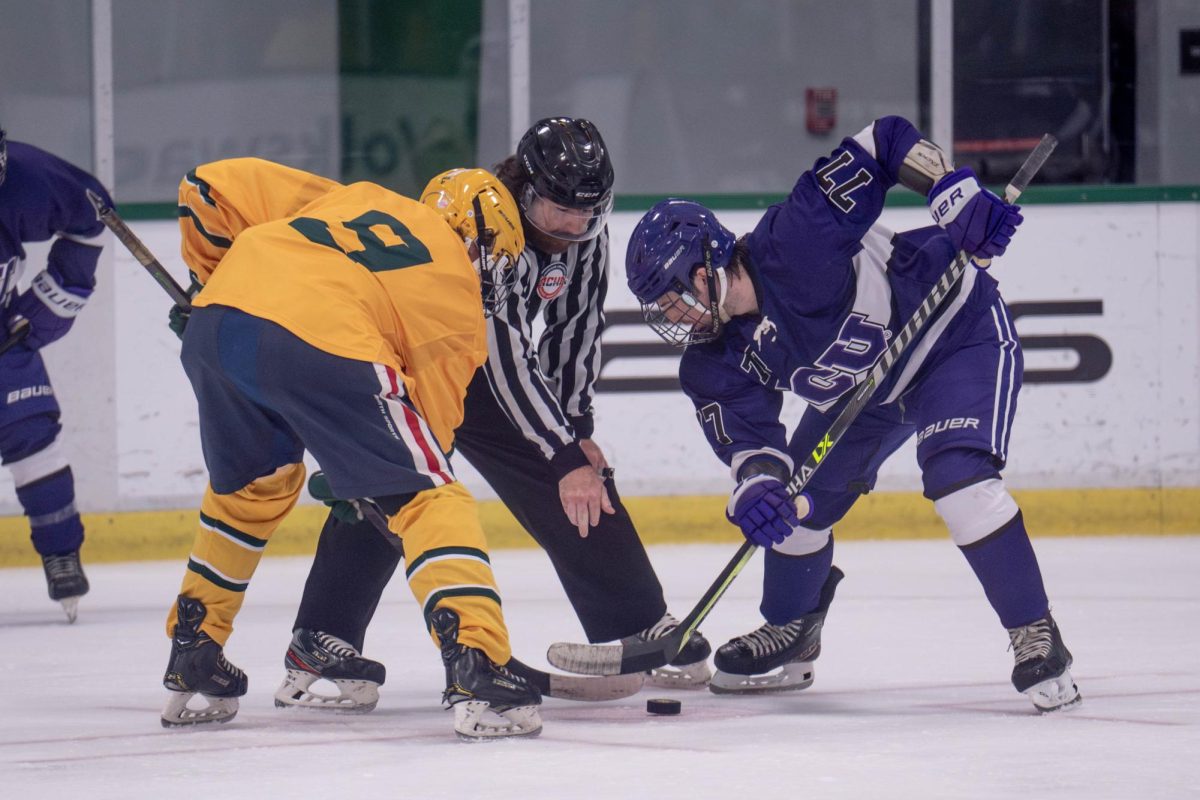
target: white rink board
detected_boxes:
[0,201,1196,513]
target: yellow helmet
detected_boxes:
[421,167,524,316]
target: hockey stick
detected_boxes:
[8,194,189,354]
[0,319,30,356]
[547,134,1059,677]
[86,189,193,308]
[305,472,645,701]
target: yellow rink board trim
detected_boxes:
[0,487,1196,568]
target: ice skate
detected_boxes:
[274,628,386,713]
[623,612,713,689]
[42,551,89,623]
[1008,611,1081,713]
[710,566,843,695]
[432,608,542,741]
[161,595,247,727]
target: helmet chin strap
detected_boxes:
[698,243,727,337]
[712,265,733,323]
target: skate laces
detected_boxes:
[44,554,80,581]
[312,632,360,659]
[738,621,804,658]
[216,649,245,680]
[1008,619,1053,663]
[631,613,680,643]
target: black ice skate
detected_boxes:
[274,628,387,713]
[42,550,89,623]
[622,612,713,689]
[161,595,248,727]
[1008,611,1081,713]
[710,566,844,695]
[432,607,542,740]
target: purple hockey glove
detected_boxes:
[727,474,807,547]
[8,273,91,350]
[8,238,99,350]
[928,167,1023,261]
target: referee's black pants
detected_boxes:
[294,369,669,649]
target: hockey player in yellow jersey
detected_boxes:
[160,159,542,739]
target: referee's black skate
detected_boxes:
[623,612,713,689]
[42,550,89,623]
[710,566,844,695]
[432,608,542,740]
[1008,611,1081,712]
[161,595,247,727]
[274,628,387,713]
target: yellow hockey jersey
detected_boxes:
[178,158,485,452]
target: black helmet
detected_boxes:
[516,117,614,241]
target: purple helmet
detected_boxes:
[625,198,736,346]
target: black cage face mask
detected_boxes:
[639,245,723,348]
[471,195,519,317]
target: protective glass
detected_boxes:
[519,183,613,242]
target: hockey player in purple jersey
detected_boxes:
[624,116,1080,712]
[0,129,112,622]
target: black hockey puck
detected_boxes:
[646,698,681,715]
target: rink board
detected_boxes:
[0,197,1197,563]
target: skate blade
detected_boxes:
[273,669,379,713]
[646,659,712,690]
[452,700,542,741]
[709,661,815,695]
[161,690,239,728]
[59,596,80,624]
[1028,672,1083,713]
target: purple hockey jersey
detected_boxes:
[680,116,1003,472]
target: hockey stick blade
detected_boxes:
[87,189,193,308]
[547,134,1058,678]
[546,539,757,676]
[508,657,645,701]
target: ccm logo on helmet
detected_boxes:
[537,263,568,300]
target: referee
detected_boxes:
[280,119,711,710]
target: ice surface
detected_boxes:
[2,537,1197,799]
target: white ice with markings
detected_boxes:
[1,536,1197,799]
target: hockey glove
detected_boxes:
[10,238,99,350]
[307,470,367,525]
[727,474,810,548]
[168,304,190,341]
[928,167,1023,261]
[168,278,204,341]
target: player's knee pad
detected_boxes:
[933,478,1019,547]
[772,524,832,556]
[921,447,1001,501]
[923,447,1016,546]
[0,415,67,489]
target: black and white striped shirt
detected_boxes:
[482,228,608,478]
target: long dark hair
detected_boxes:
[492,154,528,209]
